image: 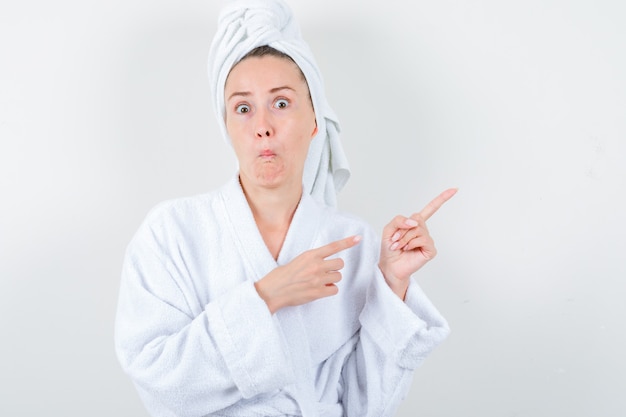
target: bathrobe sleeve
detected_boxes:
[114,204,295,417]
[339,228,450,417]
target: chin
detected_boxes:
[255,168,288,188]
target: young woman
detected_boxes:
[115,1,456,416]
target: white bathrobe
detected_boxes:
[114,176,450,417]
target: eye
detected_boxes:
[235,104,250,114]
[274,99,289,109]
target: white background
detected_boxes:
[1,1,625,416]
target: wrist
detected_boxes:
[378,264,410,301]
[389,280,409,301]
[254,280,281,314]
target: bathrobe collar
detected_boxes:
[220,174,323,278]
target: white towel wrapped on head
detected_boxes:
[208,0,350,207]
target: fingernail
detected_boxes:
[389,242,399,251]
[353,235,362,243]
[405,219,418,227]
[391,232,401,242]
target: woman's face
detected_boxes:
[224,55,317,192]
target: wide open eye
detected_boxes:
[235,104,250,114]
[274,99,289,109]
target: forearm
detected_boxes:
[340,271,450,416]
[115,274,294,416]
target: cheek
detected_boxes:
[296,132,313,158]
[225,115,236,135]
[226,117,246,144]
[226,124,247,158]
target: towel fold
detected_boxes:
[208,0,350,207]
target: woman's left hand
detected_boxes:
[379,188,457,300]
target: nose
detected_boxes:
[254,108,273,139]
[256,129,271,138]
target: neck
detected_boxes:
[240,178,302,223]
[239,176,303,259]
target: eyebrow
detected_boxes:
[226,85,296,102]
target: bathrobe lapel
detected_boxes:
[275,192,321,417]
[219,176,278,281]
[220,176,320,416]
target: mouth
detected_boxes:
[259,149,276,158]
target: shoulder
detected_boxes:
[131,184,230,248]
[142,191,217,227]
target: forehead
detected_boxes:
[225,55,308,95]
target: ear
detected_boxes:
[310,119,318,139]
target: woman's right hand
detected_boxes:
[254,235,362,314]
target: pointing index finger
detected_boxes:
[419,188,458,221]
[316,235,362,259]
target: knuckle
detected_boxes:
[311,275,324,287]
[335,258,345,270]
[310,263,323,276]
[299,251,315,263]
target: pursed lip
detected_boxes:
[259,149,276,158]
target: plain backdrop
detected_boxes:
[1,1,625,416]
